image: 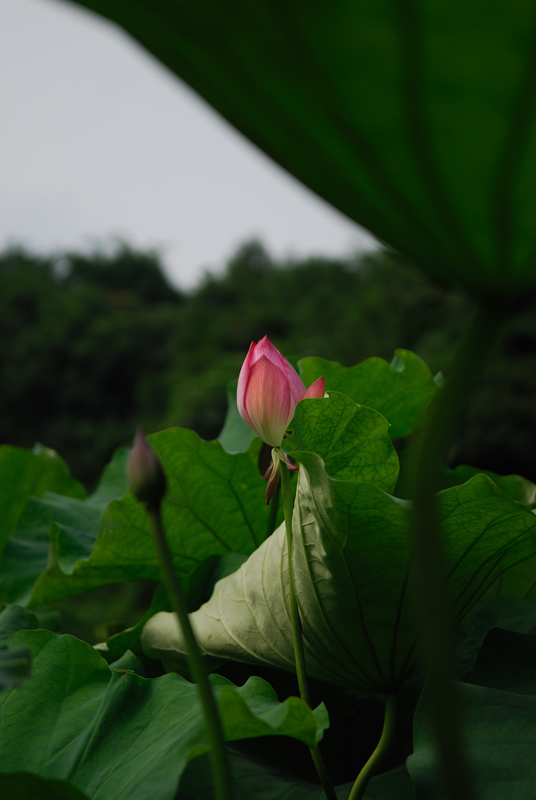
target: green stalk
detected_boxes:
[347,695,396,800]
[411,302,506,800]
[280,461,337,800]
[146,502,234,800]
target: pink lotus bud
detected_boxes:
[128,428,167,507]
[237,336,325,446]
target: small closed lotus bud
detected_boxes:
[237,336,325,447]
[128,428,167,507]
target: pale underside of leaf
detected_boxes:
[143,455,536,695]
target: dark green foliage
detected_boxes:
[0,244,181,486]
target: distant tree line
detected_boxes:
[1,239,534,486]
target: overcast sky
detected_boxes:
[1,0,377,289]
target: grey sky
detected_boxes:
[1,0,377,289]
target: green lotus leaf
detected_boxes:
[143,453,536,693]
[0,444,84,555]
[0,430,279,607]
[62,0,536,294]
[0,449,129,607]
[0,630,327,800]
[409,627,536,798]
[284,391,399,489]
[298,351,438,439]
[0,773,90,799]
[441,464,536,506]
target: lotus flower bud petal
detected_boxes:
[303,376,325,399]
[252,336,306,406]
[128,428,167,507]
[241,356,293,446]
[237,336,325,447]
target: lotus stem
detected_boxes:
[146,502,234,800]
[280,462,337,800]
[411,302,507,800]
[348,694,396,800]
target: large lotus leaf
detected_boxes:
[63,0,536,295]
[284,392,399,489]
[440,464,536,506]
[180,751,412,800]
[0,774,90,799]
[409,683,536,799]
[456,598,536,680]
[409,627,536,799]
[0,630,328,800]
[298,351,438,439]
[441,465,536,604]
[22,429,277,607]
[0,444,84,555]
[0,449,129,607]
[143,454,536,693]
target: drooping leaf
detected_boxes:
[0,630,328,800]
[284,392,399,489]
[0,449,129,607]
[0,444,84,555]
[143,454,536,693]
[298,351,438,439]
[61,0,536,295]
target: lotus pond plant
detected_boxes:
[3,1,536,799]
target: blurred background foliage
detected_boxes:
[1,239,534,489]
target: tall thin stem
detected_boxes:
[280,462,337,800]
[347,695,397,800]
[146,503,233,800]
[411,302,507,800]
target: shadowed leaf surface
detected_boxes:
[0,773,90,799]
[0,630,328,800]
[410,627,536,798]
[180,751,412,799]
[64,0,536,295]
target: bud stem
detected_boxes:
[347,694,396,800]
[280,463,337,800]
[145,502,233,800]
